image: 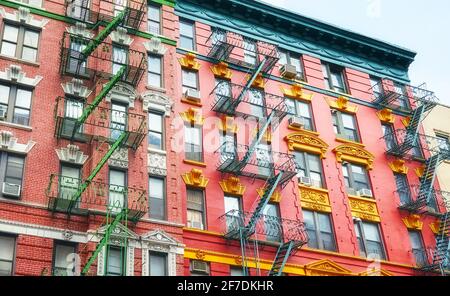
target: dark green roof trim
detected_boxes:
[0,0,177,46]
[175,0,416,82]
[150,0,176,8]
[176,48,411,118]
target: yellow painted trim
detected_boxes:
[257,187,281,203]
[181,97,203,107]
[348,195,381,222]
[402,214,423,231]
[183,227,223,237]
[402,117,411,128]
[326,96,358,114]
[178,52,201,70]
[415,166,426,178]
[333,144,375,170]
[219,176,246,196]
[210,62,232,80]
[429,220,441,235]
[180,108,205,125]
[304,259,353,276]
[388,159,409,174]
[287,125,320,134]
[183,159,207,167]
[218,116,239,135]
[182,169,209,188]
[335,137,365,148]
[280,83,314,101]
[299,185,332,213]
[285,131,329,159]
[247,73,265,89]
[376,108,395,124]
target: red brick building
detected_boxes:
[0,0,448,276]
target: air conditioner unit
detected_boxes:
[184,89,201,103]
[0,108,6,120]
[358,189,374,198]
[187,221,204,230]
[280,64,297,79]
[299,176,312,186]
[288,117,304,129]
[347,188,358,196]
[2,182,21,198]
[191,261,209,273]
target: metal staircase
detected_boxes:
[421,212,450,275]
[209,29,308,276]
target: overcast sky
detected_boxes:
[260,0,450,105]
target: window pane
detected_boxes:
[5,156,24,184]
[0,84,10,104]
[110,170,125,186]
[409,231,423,249]
[21,47,36,61]
[15,89,32,109]
[148,5,160,21]
[150,253,167,276]
[362,223,381,242]
[318,213,332,233]
[297,101,311,118]
[0,236,15,261]
[149,177,164,199]
[148,132,162,149]
[180,21,194,38]
[307,154,321,172]
[12,108,30,126]
[149,56,161,74]
[180,36,194,51]
[278,52,287,65]
[341,113,355,129]
[331,71,344,90]
[149,113,162,132]
[24,30,39,48]
[54,244,75,269]
[107,248,123,275]
[182,70,197,89]
[3,25,19,43]
[286,98,295,115]
[1,42,16,56]
[148,73,161,88]
[224,196,240,213]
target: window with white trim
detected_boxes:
[322,63,347,94]
[149,251,167,276]
[184,124,203,162]
[147,3,162,35]
[148,54,162,88]
[0,23,40,62]
[52,241,77,276]
[179,19,196,51]
[106,246,125,276]
[186,188,205,230]
[0,234,15,276]
[148,110,164,150]
[0,152,25,199]
[0,83,33,126]
[149,176,166,220]
[286,98,314,131]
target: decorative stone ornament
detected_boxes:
[62,78,92,97]
[299,186,332,213]
[0,65,43,86]
[144,37,167,55]
[0,130,36,154]
[148,151,167,176]
[55,144,89,165]
[178,53,201,70]
[348,195,381,222]
[285,131,329,159]
[211,62,232,80]
[280,83,313,101]
[376,108,395,124]
[182,169,209,188]
[108,147,128,168]
[402,214,423,230]
[333,144,375,170]
[326,96,358,113]
[219,176,246,196]
[388,159,408,174]
[105,83,137,108]
[218,116,239,135]
[179,108,205,125]
[67,22,94,38]
[110,27,134,46]
[0,7,49,28]
[142,91,173,116]
[257,187,281,203]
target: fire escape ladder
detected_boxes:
[397,105,426,155]
[81,208,129,276]
[417,154,440,207]
[268,241,295,276]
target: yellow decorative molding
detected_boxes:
[304,259,353,276]
[326,96,358,114]
[299,185,332,213]
[257,187,281,203]
[183,159,207,167]
[285,131,329,159]
[280,83,313,101]
[335,137,365,148]
[402,117,411,127]
[402,214,423,230]
[333,144,375,170]
[178,52,201,70]
[348,195,381,222]
[415,165,426,178]
[182,169,209,188]
[181,97,203,107]
[376,108,395,124]
[218,116,239,135]
[180,108,205,125]
[430,220,441,235]
[219,176,246,196]
[247,73,265,89]
[210,62,232,80]
[252,128,272,144]
[183,227,223,237]
[389,159,409,174]
[359,269,393,276]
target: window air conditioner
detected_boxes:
[347,188,358,196]
[184,89,201,103]
[358,189,374,198]
[2,182,21,198]
[191,261,209,273]
[280,64,297,79]
[299,176,312,187]
[289,117,304,129]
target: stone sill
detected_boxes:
[0,121,32,131]
[0,54,40,67]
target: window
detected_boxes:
[279,51,305,81]
[111,102,127,140]
[184,124,203,162]
[436,134,450,152]
[149,176,166,220]
[220,133,237,160]
[67,0,90,20]
[113,0,127,17]
[354,221,386,260]
[0,83,32,126]
[59,164,81,207]
[322,63,347,94]
[149,252,167,276]
[286,99,314,131]
[67,38,87,75]
[294,151,324,188]
[1,23,39,62]
[409,231,427,267]
[263,203,281,242]
[148,54,162,88]
[186,188,205,230]
[147,4,161,35]
[230,267,244,276]
[370,76,383,100]
[190,260,210,276]
[179,19,196,51]
[248,89,265,118]
[411,138,424,159]
[0,153,25,199]
[256,143,272,177]
[148,111,164,150]
[224,195,242,231]
[342,163,372,196]
[332,111,360,142]
[394,173,411,205]
[381,124,397,151]
[303,210,336,251]
[243,38,257,66]
[16,0,43,7]
[0,234,15,276]
[106,247,125,276]
[112,45,128,75]
[53,242,77,276]
[393,82,410,110]
[109,169,126,213]
[181,69,198,92]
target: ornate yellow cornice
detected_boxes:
[389,159,409,174]
[415,165,426,178]
[280,83,313,101]
[182,169,209,188]
[430,220,441,235]
[348,195,381,222]
[299,185,332,213]
[402,117,411,128]
[219,176,246,196]
[179,108,205,125]
[178,52,201,70]
[402,214,423,230]
[304,259,353,276]
[257,187,281,203]
[218,116,239,135]
[247,73,265,89]
[333,144,375,170]
[376,108,395,124]
[210,62,232,80]
[326,96,358,114]
[285,131,329,159]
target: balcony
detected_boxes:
[59,32,147,87]
[216,141,297,187]
[219,210,308,246]
[54,96,146,150]
[396,185,449,215]
[65,0,146,30]
[206,28,279,75]
[46,174,147,222]
[370,81,438,113]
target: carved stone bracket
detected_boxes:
[0,65,43,86]
[144,37,167,55]
[0,130,36,154]
[148,150,167,176]
[55,144,88,165]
